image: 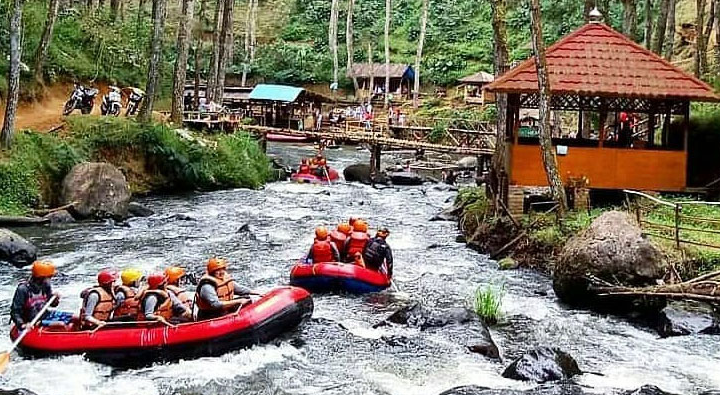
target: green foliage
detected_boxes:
[473,282,505,325]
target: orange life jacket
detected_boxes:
[113,285,140,319]
[195,274,235,312]
[80,286,115,324]
[167,284,193,310]
[312,239,335,264]
[345,231,369,260]
[139,289,173,320]
[329,231,347,256]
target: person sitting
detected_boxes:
[195,258,254,321]
[314,157,328,178]
[11,261,60,331]
[298,159,311,175]
[344,220,370,264]
[307,226,340,264]
[139,273,191,325]
[362,227,394,279]
[113,268,144,322]
[165,266,193,312]
[330,223,352,261]
[80,270,118,329]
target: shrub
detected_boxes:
[473,282,505,325]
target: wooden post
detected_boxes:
[648,102,656,148]
[682,101,690,151]
[259,133,267,153]
[674,203,681,249]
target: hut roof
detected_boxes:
[249,85,305,102]
[349,63,413,79]
[459,71,495,84]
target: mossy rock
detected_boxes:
[498,257,519,270]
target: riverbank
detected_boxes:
[0,116,270,215]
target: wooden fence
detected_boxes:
[624,190,720,250]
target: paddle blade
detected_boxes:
[0,352,10,374]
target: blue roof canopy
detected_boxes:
[248,84,305,102]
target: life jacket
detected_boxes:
[329,231,347,255]
[299,164,310,174]
[195,274,235,312]
[21,281,50,322]
[311,239,335,264]
[113,285,140,319]
[139,289,173,320]
[345,231,369,260]
[167,284,193,311]
[363,237,390,270]
[80,286,115,324]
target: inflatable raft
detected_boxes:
[10,287,313,368]
[290,262,391,294]
[291,168,340,184]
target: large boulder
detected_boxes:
[43,209,75,225]
[501,347,581,383]
[343,163,387,185]
[438,384,586,395]
[553,211,664,305]
[61,162,131,220]
[657,301,720,337]
[0,228,38,267]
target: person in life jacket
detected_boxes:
[80,269,118,329]
[165,266,193,312]
[11,261,61,330]
[363,227,394,278]
[195,258,255,321]
[344,220,370,264]
[112,268,144,321]
[329,223,352,261]
[314,157,328,178]
[306,226,340,264]
[298,159,311,175]
[139,273,191,324]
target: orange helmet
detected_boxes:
[353,219,368,232]
[147,272,168,289]
[337,222,352,235]
[31,261,56,278]
[207,257,228,274]
[165,266,186,284]
[315,226,329,239]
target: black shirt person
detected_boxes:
[11,261,60,330]
[362,227,394,278]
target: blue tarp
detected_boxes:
[248,84,305,102]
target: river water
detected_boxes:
[0,143,717,395]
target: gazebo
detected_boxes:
[457,71,495,105]
[348,63,415,100]
[485,20,719,211]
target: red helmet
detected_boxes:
[147,272,168,289]
[97,269,118,286]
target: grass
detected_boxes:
[473,282,505,325]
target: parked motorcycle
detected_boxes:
[125,87,145,116]
[63,83,98,116]
[100,86,122,116]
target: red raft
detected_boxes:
[291,168,340,185]
[10,286,313,368]
[290,262,391,294]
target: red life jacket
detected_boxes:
[113,285,140,319]
[167,285,193,310]
[329,231,347,255]
[80,286,115,325]
[195,274,236,312]
[345,232,369,260]
[312,239,335,264]
[299,164,310,174]
[138,289,173,320]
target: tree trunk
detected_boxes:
[644,0,653,48]
[193,0,206,107]
[241,0,253,86]
[384,0,391,108]
[413,0,428,108]
[33,0,60,83]
[715,0,720,72]
[664,0,676,60]
[529,0,569,216]
[250,0,257,61]
[171,0,195,124]
[346,0,359,91]
[703,0,715,72]
[329,0,340,86]
[653,0,670,54]
[368,42,374,99]
[110,0,120,20]
[491,0,510,214]
[206,0,224,102]
[1,0,23,149]
[138,0,167,122]
[622,0,638,41]
[695,0,707,77]
[213,0,233,103]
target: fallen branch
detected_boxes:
[490,204,558,259]
[0,216,50,227]
[32,202,75,217]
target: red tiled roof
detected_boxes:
[485,23,720,102]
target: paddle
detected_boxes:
[323,166,333,186]
[0,294,58,374]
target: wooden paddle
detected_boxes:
[323,167,333,186]
[0,294,58,374]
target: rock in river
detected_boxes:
[343,163,388,185]
[501,347,581,383]
[128,202,155,218]
[389,171,424,186]
[553,211,664,306]
[0,228,38,267]
[620,385,680,395]
[430,205,461,222]
[61,162,131,220]
[657,301,720,337]
[43,209,75,225]
[439,384,586,395]
[0,389,39,395]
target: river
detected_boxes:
[0,143,717,395]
